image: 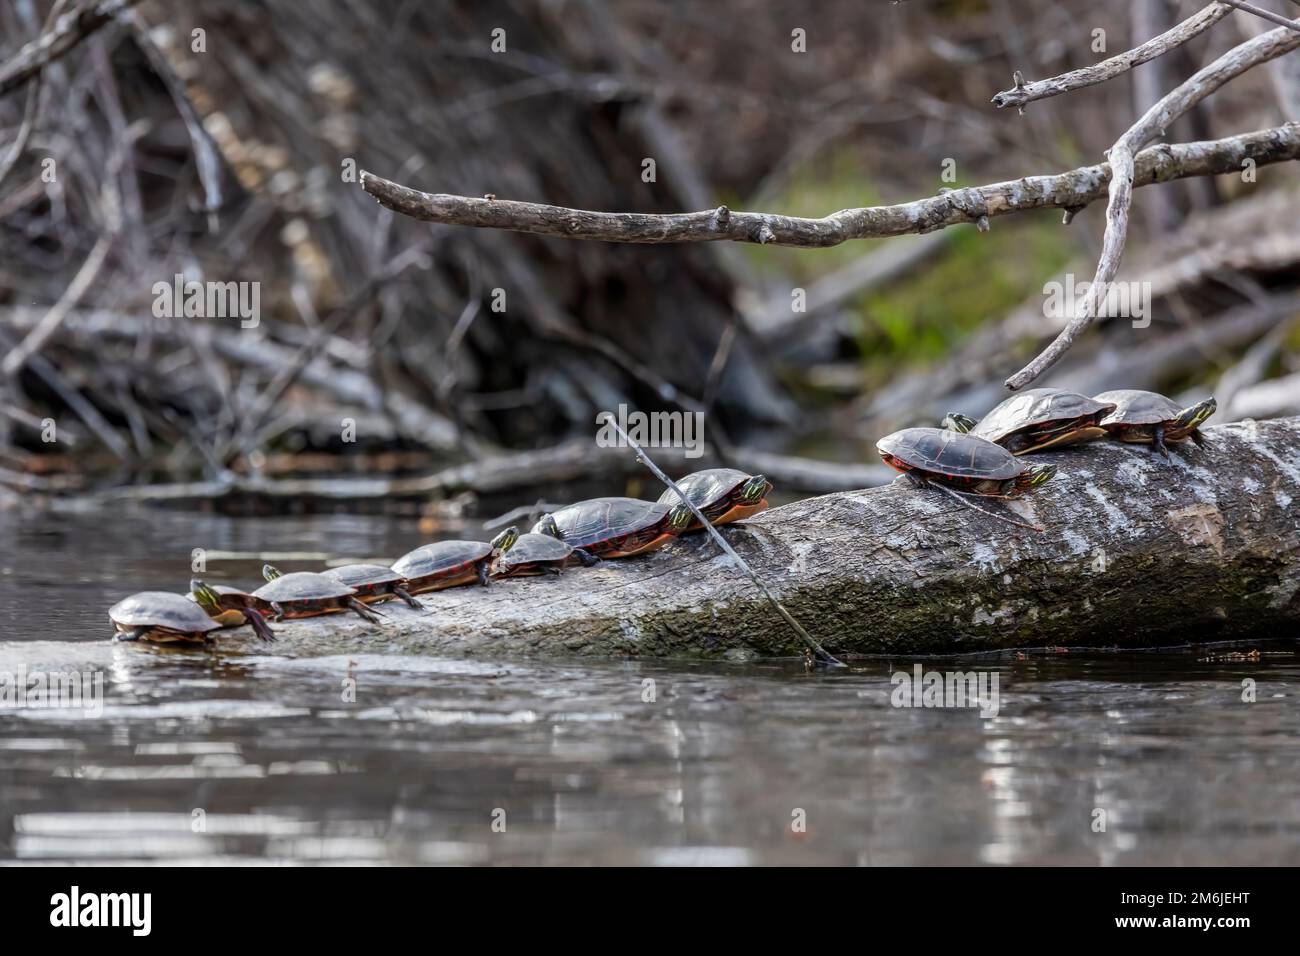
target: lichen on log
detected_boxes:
[253,417,1300,659]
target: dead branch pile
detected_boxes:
[1,0,1298,512]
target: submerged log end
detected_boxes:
[267,417,1300,659]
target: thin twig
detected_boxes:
[931,482,1044,533]
[223,241,433,464]
[596,411,844,667]
[0,0,144,96]
[0,0,70,189]
[2,234,111,379]
[2,118,139,379]
[1006,26,1300,391]
[0,67,41,188]
[126,10,224,213]
[1217,0,1300,34]
[482,500,564,531]
[991,3,1234,111]
[0,327,129,459]
[360,125,1300,248]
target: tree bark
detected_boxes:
[260,417,1300,659]
[359,125,1300,248]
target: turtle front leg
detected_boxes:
[395,586,425,609]
[903,472,928,490]
[477,561,491,586]
[573,548,600,568]
[1189,428,1208,448]
[1152,424,1171,461]
[113,626,146,642]
[245,611,277,643]
[347,597,385,624]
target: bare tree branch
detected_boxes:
[0,0,71,189]
[1218,0,1300,33]
[360,125,1300,249]
[1,118,139,379]
[0,0,143,97]
[990,3,1233,111]
[1,234,111,379]
[1007,23,1300,391]
[0,68,42,188]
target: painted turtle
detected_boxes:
[109,591,222,644]
[255,565,384,623]
[1095,390,1216,458]
[656,469,772,530]
[943,387,1116,454]
[322,564,424,609]
[391,527,518,594]
[532,497,691,560]
[491,532,576,578]
[877,427,1056,496]
[189,580,277,642]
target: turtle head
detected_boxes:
[740,474,771,504]
[668,504,693,532]
[190,579,221,613]
[262,564,282,582]
[490,526,519,553]
[1022,463,1057,489]
[942,413,977,434]
[535,514,560,539]
[1175,397,1216,433]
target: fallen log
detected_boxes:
[248,417,1300,659]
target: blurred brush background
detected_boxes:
[1,0,1297,519]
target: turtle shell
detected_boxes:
[971,388,1116,442]
[323,564,405,589]
[1095,389,1184,426]
[392,540,492,579]
[530,497,671,549]
[496,533,573,571]
[877,427,1022,480]
[656,468,756,510]
[252,571,356,604]
[110,592,221,633]
[209,584,254,598]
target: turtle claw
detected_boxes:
[574,548,600,568]
[1153,425,1172,462]
[347,597,385,624]
[395,586,424,610]
[247,613,277,643]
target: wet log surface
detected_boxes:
[260,417,1300,659]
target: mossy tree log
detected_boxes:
[267,417,1300,658]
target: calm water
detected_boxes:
[1,510,1298,865]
